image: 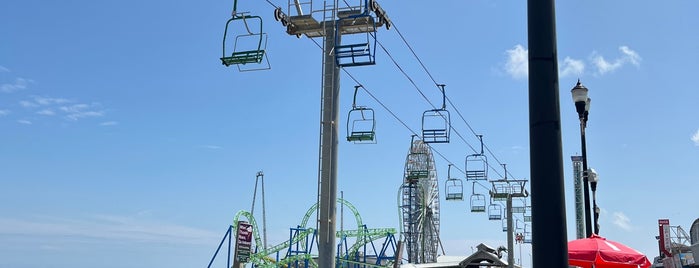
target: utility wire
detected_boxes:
[390,21,519,181]
[307,14,526,222]
[374,36,506,179]
[263,0,279,9]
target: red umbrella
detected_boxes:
[568,234,652,268]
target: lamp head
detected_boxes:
[588,168,598,183]
[572,80,590,118]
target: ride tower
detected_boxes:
[272,1,391,267]
[571,155,585,239]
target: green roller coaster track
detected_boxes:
[227,198,397,268]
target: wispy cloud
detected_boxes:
[0,65,9,72]
[198,145,223,150]
[504,44,529,79]
[692,129,699,146]
[59,103,104,121]
[17,119,32,125]
[100,121,118,126]
[59,103,105,121]
[612,211,633,231]
[18,96,105,121]
[34,96,71,106]
[560,57,585,77]
[591,46,641,75]
[1,77,32,93]
[20,96,71,108]
[0,214,219,246]
[0,109,9,116]
[36,109,55,116]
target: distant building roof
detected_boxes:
[400,243,519,268]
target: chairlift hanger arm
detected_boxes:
[436,84,446,110]
[352,85,363,109]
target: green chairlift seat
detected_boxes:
[346,85,376,144]
[221,13,266,67]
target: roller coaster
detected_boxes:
[207,198,399,268]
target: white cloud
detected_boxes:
[619,46,641,66]
[504,44,529,79]
[0,109,9,116]
[0,214,219,245]
[612,211,633,231]
[0,65,9,72]
[19,100,38,108]
[20,96,72,109]
[59,103,90,113]
[33,96,71,106]
[17,119,32,125]
[100,121,118,126]
[560,57,585,77]
[59,103,105,121]
[37,109,55,116]
[591,46,641,75]
[692,129,699,146]
[1,77,32,93]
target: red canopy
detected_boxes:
[568,234,652,268]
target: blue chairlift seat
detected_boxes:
[335,11,377,67]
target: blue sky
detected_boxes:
[2,0,698,267]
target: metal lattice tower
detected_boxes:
[489,167,529,268]
[571,155,585,239]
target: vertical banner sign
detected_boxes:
[658,219,672,257]
[235,221,253,263]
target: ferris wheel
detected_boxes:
[400,137,440,264]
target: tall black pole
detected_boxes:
[527,0,569,267]
[580,119,593,237]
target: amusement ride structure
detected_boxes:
[400,136,441,264]
[214,0,533,266]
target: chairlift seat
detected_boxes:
[445,177,464,201]
[422,109,450,144]
[465,154,488,181]
[488,204,502,220]
[470,194,486,212]
[336,42,375,67]
[347,131,375,142]
[221,49,265,66]
[512,206,526,213]
[446,193,463,200]
[346,106,375,143]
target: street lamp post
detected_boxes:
[571,79,593,237]
[588,168,600,234]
